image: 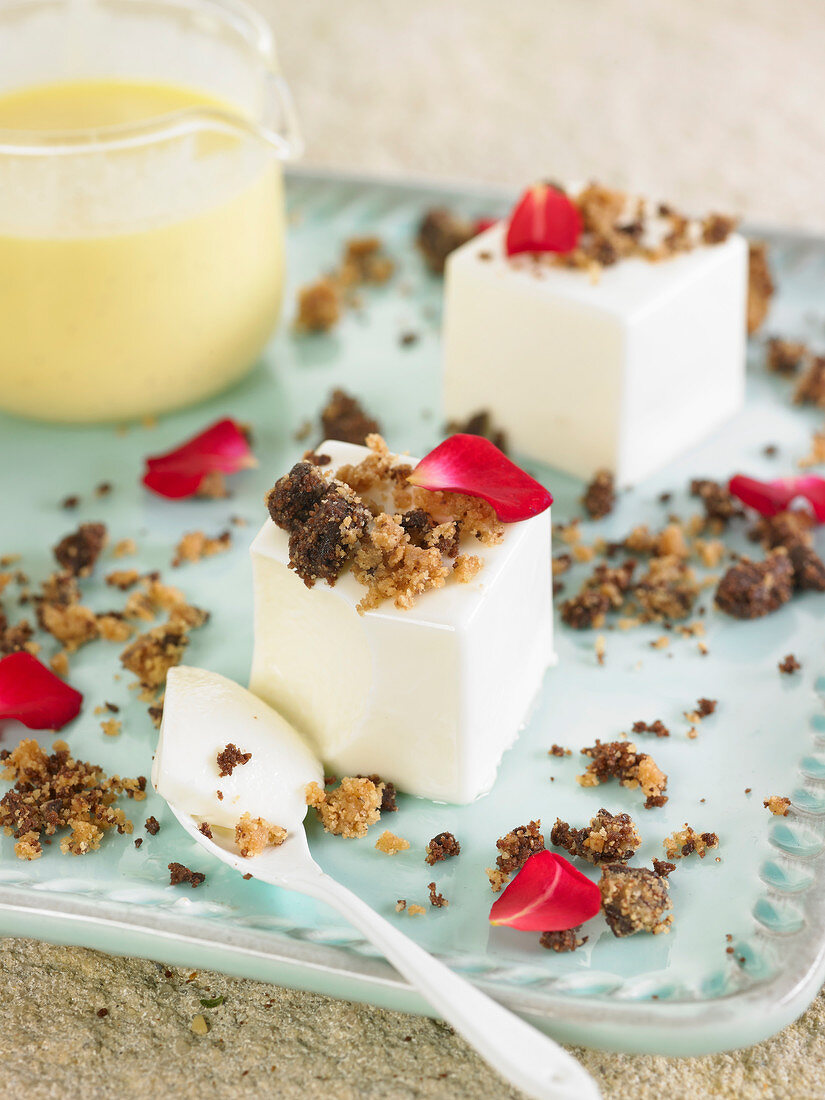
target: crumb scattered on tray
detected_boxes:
[551,808,641,865]
[425,831,461,866]
[631,719,670,738]
[106,569,141,591]
[145,816,160,835]
[120,624,188,695]
[578,741,668,809]
[496,820,544,875]
[779,654,801,675]
[295,277,341,333]
[172,530,231,567]
[374,830,410,855]
[599,862,673,937]
[548,744,572,757]
[407,904,426,917]
[0,739,144,860]
[53,523,108,577]
[766,337,808,375]
[427,882,448,908]
[320,389,382,446]
[794,355,825,409]
[715,549,794,619]
[663,825,719,859]
[540,928,588,952]
[582,469,615,520]
[305,777,382,838]
[764,795,791,817]
[100,719,121,738]
[446,409,508,453]
[417,208,479,274]
[395,899,406,912]
[216,743,252,777]
[485,867,509,892]
[168,862,205,888]
[235,813,286,858]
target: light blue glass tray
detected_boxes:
[1,168,824,1056]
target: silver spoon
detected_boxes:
[165,801,600,1100]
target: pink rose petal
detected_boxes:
[505,184,582,257]
[490,850,601,932]
[142,418,256,500]
[729,474,825,521]
[0,652,83,731]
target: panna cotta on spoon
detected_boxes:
[153,665,322,843]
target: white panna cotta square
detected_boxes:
[249,440,554,804]
[442,221,748,487]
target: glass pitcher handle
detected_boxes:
[261,71,304,161]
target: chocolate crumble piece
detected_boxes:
[198,822,213,839]
[416,207,478,275]
[446,409,508,454]
[578,741,668,809]
[779,654,801,675]
[288,484,372,588]
[120,625,188,692]
[145,816,160,835]
[582,469,615,520]
[696,698,717,718]
[358,775,398,813]
[750,510,825,592]
[53,522,108,577]
[61,495,80,510]
[425,831,461,866]
[663,825,719,860]
[295,277,341,333]
[561,588,611,630]
[399,508,460,557]
[652,859,676,878]
[320,388,381,446]
[599,863,673,937]
[715,548,794,619]
[495,820,544,875]
[168,862,205,888]
[794,355,825,409]
[540,928,588,953]
[216,743,252,778]
[747,242,773,336]
[0,617,34,655]
[266,462,329,530]
[690,479,742,526]
[551,808,641,865]
[134,837,143,849]
[548,744,571,758]
[766,337,808,376]
[427,882,448,908]
[632,720,670,738]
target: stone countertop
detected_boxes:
[6,2,825,1097]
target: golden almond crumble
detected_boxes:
[100,719,122,738]
[234,812,287,858]
[120,624,189,695]
[764,795,791,817]
[0,739,145,860]
[577,740,668,809]
[374,830,410,855]
[407,904,426,916]
[305,777,383,838]
[172,530,231,567]
[663,825,719,860]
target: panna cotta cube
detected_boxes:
[249,439,554,804]
[442,220,748,486]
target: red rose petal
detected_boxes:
[142,418,256,500]
[729,474,825,522]
[490,850,601,932]
[505,184,582,257]
[0,652,83,731]
[473,217,498,235]
[407,434,552,523]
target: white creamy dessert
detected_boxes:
[249,438,554,803]
[153,665,322,831]
[442,187,748,487]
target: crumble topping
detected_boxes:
[53,523,108,577]
[305,777,382,838]
[425,831,461,866]
[234,813,286,858]
[106,569,141,591]
[779,654,801,674]
[599,862,673,937]
[339,237,394,287]
[168,862,205,888]
[663,825,719,859]
[375,830,410,855]
[357,775,398,813]
[578,741,668,809]
[747,242,774,335]
[749,512,825,592]
[417,208,479,274]
[172,530,231,567]
[427,882,448,908]
[198,822,213,839]
[320,389,382,446]
[0,739,143,860]
[495,819,544,875]
[551,808,641,865]
[446,409,508,453]
[764,795,791,816]
[634,556,699,622]
[715,549,794,619]
[120,624,188,695]
[216,744,252,777]
[540,928,588,953]
[582,469,615,520]
[690,479,743,526]
[407,904,426,917]
[766,337,808,375]
[295,277,341,333]
[485,867,509,893]
[96,613,133,643]
[632,719,670,738]
[145,816,160,835]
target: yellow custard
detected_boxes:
[0,80,285,422]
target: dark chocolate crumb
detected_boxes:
[168,862,205,888]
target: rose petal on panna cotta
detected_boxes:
[152,666,323,832]
[142,418,256,500]
[0,651,83,731]
[505,183,583,257]
[407,434,553,523]
[489,850,601,932]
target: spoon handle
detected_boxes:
[297,872,600,1100]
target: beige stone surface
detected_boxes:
[6,3,825,1097]
[2,937,824,1100]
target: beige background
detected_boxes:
[6,2,825,1097]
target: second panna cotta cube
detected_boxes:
[442,183,748,487]
[249,435,554,804]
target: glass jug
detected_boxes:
[0,0,302,422]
